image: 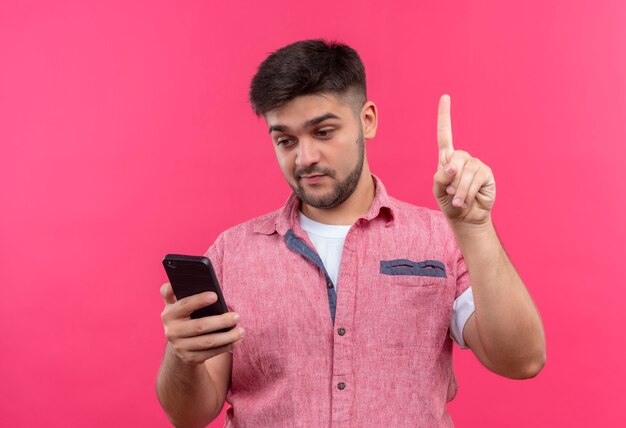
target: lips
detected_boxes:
[300,174,325,184]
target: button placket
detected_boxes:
[330,224,359,424]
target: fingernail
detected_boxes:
[445,164,454,175]
[446,185,456,195]
[233,313,240,322]
[238,327,245,338]
[208,292,217,301]
[453,197,463,207]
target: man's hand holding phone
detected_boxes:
[160,283,244,366]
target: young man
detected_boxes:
[157,39,546,427]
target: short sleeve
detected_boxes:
[455,252,471,299]
[449,252,475,349]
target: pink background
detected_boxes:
[2,1,624,426]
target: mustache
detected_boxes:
[295,166,335,178]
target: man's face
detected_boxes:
[266,92,365,209]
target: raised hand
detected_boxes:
[433,94,496,225]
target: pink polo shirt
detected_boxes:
[205,175,470,427]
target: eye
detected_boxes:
[315,128,334,138]
[276,137,295,147]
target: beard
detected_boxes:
[289,128,365,209]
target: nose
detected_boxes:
[295,137,321,169]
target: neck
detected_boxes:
[300,167,375,225]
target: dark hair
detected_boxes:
[249,39,367,117]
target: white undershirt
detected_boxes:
[299,211,476,349]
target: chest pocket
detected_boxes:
[380,259,447,287]
[372,258,451,348]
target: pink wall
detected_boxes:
[2,1,624,426]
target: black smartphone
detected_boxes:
[162,254,232,331]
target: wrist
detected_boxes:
[448,218,505,269]
[165,342,203,370]
[448,216,495,239]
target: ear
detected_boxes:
[360,101,378,139]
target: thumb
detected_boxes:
[160,282,177,305]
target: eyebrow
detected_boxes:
[268,113,341,134]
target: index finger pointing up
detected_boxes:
[437,94,454,165]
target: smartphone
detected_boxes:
[162,254,233,331]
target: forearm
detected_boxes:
[156,343,221,428]
[452,220,546,377]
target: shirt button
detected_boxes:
[337,382,346,390]
[337,327,346,336]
